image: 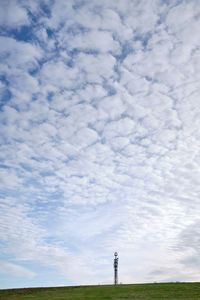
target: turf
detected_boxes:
[1,282,200,300]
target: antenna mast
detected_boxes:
[114,252,118,285]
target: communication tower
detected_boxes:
[114,252,118,285]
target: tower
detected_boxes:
[114,252,118,285]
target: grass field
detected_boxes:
[1,282,200,300]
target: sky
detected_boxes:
[0,0,200,289]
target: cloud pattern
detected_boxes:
[0,0,200,288]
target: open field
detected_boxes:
[1,282,200,300]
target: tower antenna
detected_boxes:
[114,252,118,285]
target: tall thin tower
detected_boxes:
[114,252,118,285]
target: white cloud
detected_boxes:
[0,0,29,28]
[1,0,200,288]
[68,30,120,54]
[165,1,198,33]
[0,36,41,71]
[0,262,36,279]
[44,0,73,29]
[75,53,116,84]
[103,118,136,139]
[72,127,99,148]
[39,60,82,91]
[98,95,125,120]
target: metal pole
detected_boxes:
[114,252,118,285]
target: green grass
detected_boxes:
[1,282,200,300]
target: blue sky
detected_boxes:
[1,0,200,289]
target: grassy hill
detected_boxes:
[1,282,200,300]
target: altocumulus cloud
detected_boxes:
[0,0,200,288]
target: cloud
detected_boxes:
[103,118,136,140]
[39,60,82,91]
[1,0,200,288]
[0,0,30,29]
[75,53,116,84]
[0,262,36,279]
[68,30,120,54]
[0,36,41,70]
